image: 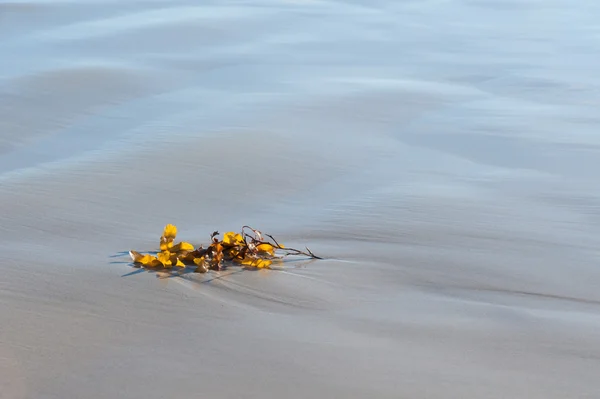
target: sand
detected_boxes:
[1,0,600,398]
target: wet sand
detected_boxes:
[1,1,600,398]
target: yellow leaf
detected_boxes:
[146,259,164,268]
[213,242,223,257]
[171,241,194,252]
[157,251,173,267]
[162,224,177,240]
[223,247,240,260]
[129,251,162,268]
[175,258,185,267]
[256,243,274,255]
[213,245,224,268]
[138,255,158,265]
[193,257,208,273]
[129,250,144,263]
[255,259,272,269]
[222,232,244,246]
[139,254,156,265]
[178,251,195,263]
[235,256,272,269]
[160,239,173,251]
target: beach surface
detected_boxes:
[1,1,600,398]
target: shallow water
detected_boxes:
[1,1,600,398]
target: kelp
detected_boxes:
[129,224,321,273]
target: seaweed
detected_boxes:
[129,224,321,273]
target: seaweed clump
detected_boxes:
[129,224,321,273]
